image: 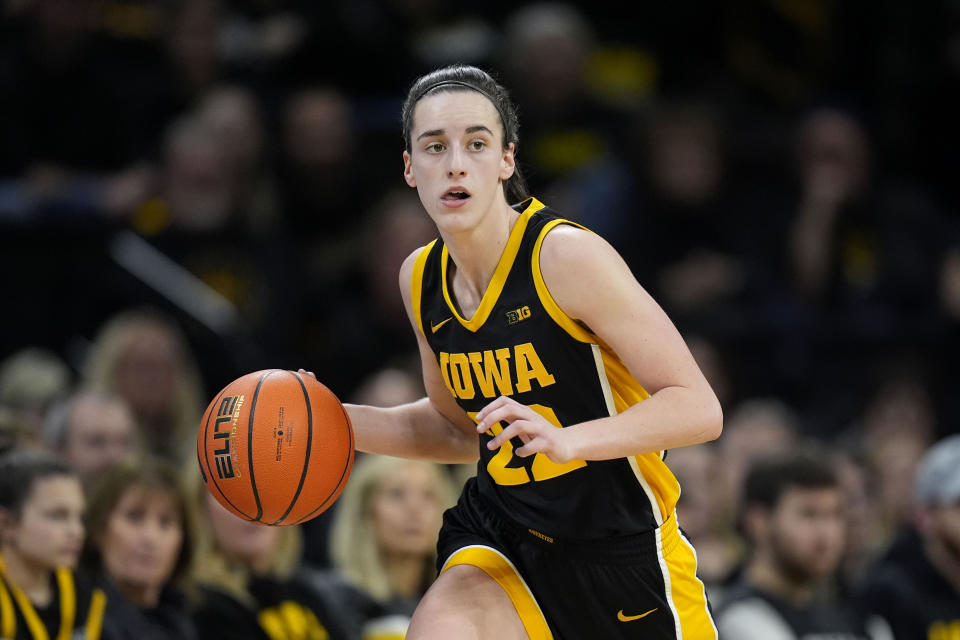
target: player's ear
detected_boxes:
[499,142,516,181]
[403,150,417,188]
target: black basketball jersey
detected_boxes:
[411,198,681,539]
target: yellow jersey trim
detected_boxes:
[441,545,554,640]
[54,568,74,640]
[657,513,718,638]
[0,575,15,638]
[84,589,106,640]
[410,239,438,337]
[441,198,546,333]
[531,217,593,343]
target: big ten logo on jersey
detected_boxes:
[505,305,531,325]
[212,394,245,480]
[438,342,555,401]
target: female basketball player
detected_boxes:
[305,64,722,640]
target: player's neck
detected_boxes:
[745,556,814,607]
[1,547,54,606]
[444,199,520,310]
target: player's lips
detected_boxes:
[440,186,471,208]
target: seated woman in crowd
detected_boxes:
[81,457,198,640]
[318,454,456,639]
[188,470,352,640]
[0,449,108,639]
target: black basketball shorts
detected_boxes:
[436,478,717,640]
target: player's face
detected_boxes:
[403,90,516,234]
[370,462,446,557]
[2,475,85,571]
[100,486,183,594]
[767,486,846,584]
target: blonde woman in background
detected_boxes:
[318,454,457,640]
[186,467,352,640]
[82,308,204,464]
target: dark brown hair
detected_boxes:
[402,64,529,204]
[82,457,195,586]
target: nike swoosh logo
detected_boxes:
[617,608,657,622]
[431,317,453,333]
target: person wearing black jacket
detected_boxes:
[856,435,960,640]
[81,457,198,640]
[188,471,352,640]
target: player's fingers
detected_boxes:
[476,403,525,433]
[297,368,317,380]
[486,419,533,450]
[475,395,519,427]
[514,438,547,458]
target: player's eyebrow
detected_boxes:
[417,125,494,140]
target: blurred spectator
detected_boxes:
[715,447,892,639]
[163,0,224,106]
[667,444,742,593]
[612,98,786,364]
[82,457,198,640]
[829,447,886,599]
[194,84,280,236]
[149,113,240,234]
[715,397,799,519]
[779,106,949,428]
[188,475,352,640]
[277,86,377,259]
[0,407,41,455]
[686,334,735,409]
[311,454,457,639]
[856,435,960,639]
[0,0,159,221]
[43,390,140,489]
[300,363,426,570]
[0,347,72,434]
[852,371,937,549]
[83,308,204,464]
[301,188,435,400]
[0,449,109,639]
[127,112,293,371]
[497,3,633,219]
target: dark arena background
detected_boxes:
[1,0,959,637]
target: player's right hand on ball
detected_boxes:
[297,368,317,380]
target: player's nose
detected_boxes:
[446,146,467,178]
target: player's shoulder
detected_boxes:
[399,241,439,305]
[399,241,438,280]
[538,220,623,280]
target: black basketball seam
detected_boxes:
[247,370,272,522]
[294,398,354,525]
[272,371,314,525]
[202,386,255,520]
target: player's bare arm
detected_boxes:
[341,247,479,464]
[476,225,722,462]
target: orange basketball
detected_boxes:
[197,369,354,526]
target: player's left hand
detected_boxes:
[475,396,577,464]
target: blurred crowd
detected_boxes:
[0,0,959,638]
